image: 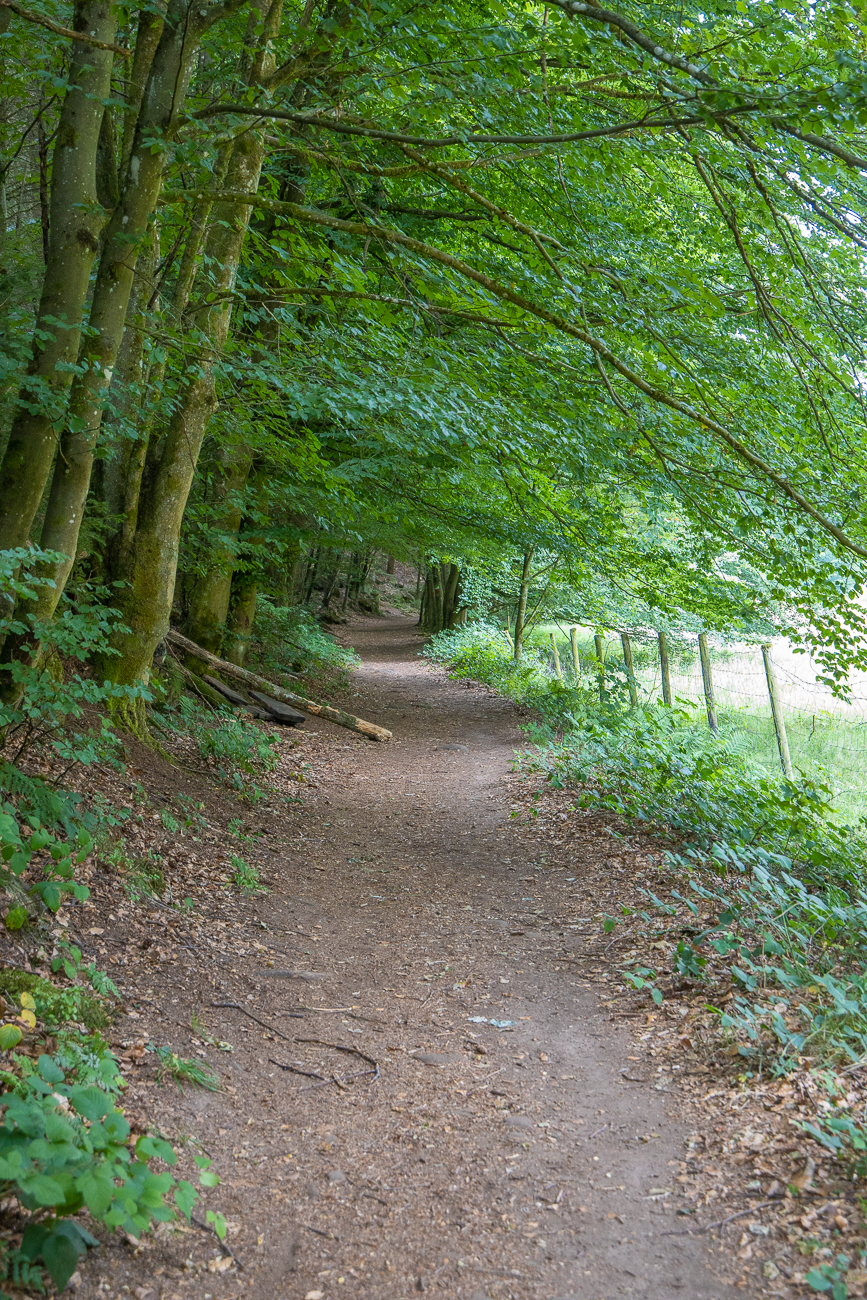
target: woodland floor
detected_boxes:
[8,614,852,1300]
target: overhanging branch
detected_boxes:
[171,187,867,561]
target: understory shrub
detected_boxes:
[0,1052,212,1292]
[248,600,358,687]
[160,694,280,802]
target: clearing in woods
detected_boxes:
[74,617,745,1300]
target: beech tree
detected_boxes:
[4,0,867,704]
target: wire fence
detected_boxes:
[539,625,867,823]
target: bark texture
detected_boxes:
[184,445,255,655]
[34,0,232,616]
[0,0,116,554]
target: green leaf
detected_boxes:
[38,1054,65,1085]
[42,1227,84,1290]
[0,1024,23,1050]
[69,1086,111,1122]
[174,1178,197,1220]
[18,1172,67,1206]
[20,1222,50,1261]
[206,1209,227,1241]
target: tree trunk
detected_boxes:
[421,564,443,632]
[183,444,254,655]
[33,0,230,617]
[224,573,258,667]
[0,0,116,556]
[102,120,269,688]
[441,562,461,627]
[304,545,321,604]
[513,547,534,661]
[99,224,158,552]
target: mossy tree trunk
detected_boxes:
[32,0,242,619]
[101,122,269,687]
[224,573,259,667]
[0,0,116,555]
[183,444,255,656]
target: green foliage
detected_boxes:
[0,799,92,915]
[163,696,279,803]
[149,1044,221,1093]
[249,600,359,685]
[229,854,262,894]
[97,835,166,902]
[0,1054,204,1291]
[0,548,148,772]
[0,970,112,1034]
[806,1253,850,1298]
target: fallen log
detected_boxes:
[248,689,306,727]
[167,629,392,742]
[202,674,253,709]
[203,674,296,724]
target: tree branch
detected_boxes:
[190,101,745,147]
[171,186,867,561]
[0,0,131,55]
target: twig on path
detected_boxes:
[191,1213,243,1268]
[300,1223,339,1241]
[661,1199,774,1237]
[212,1001,304,1043]
[295,1037,380,1081]
[269,1057,327,1081]
[297,1003,389,1026]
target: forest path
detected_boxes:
[86,616,748,1300]
[223,614,741,1300]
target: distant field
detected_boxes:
[523,623,867,824]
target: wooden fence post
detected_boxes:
[658,631,672,706]
[569,626,580,684]
[761,643,794,779]
[549,632,563,682]
[697,632,718,733]
[594,633,606,701]
[621,632,639,707]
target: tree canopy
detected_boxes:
[4,0,867,692]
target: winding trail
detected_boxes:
[96,616,748,1300]
[236,616,741,1299]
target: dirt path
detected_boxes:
[75,616,748,1300]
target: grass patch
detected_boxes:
[150,1043,221,1091]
